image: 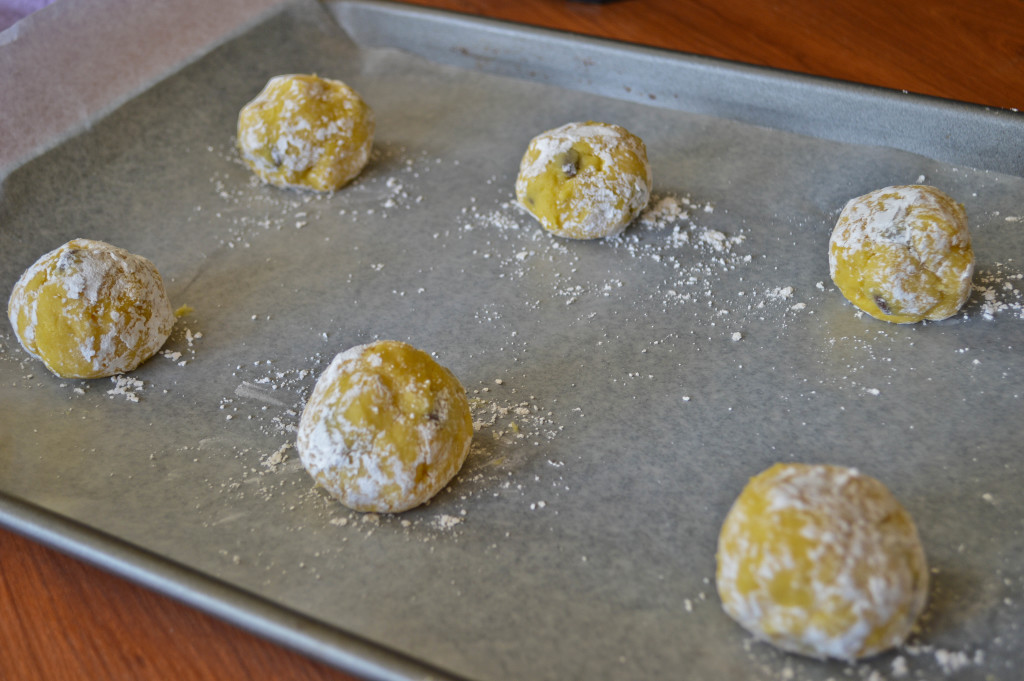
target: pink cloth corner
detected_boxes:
[0,0,56,32]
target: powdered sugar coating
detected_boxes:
[7,238,175,379]
[515,121,652,239]
[237,74,374,192]
[829,185,974,323]
[716,463,929,661]
[296,340,473,513]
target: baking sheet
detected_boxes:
[2,2,1023,680]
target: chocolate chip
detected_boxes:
[270,145,285,167]
[874,295,891,315]
[56,249,81,272]
[558,148,581,179]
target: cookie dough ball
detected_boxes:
[829,185,974,323]
[7,239,175,379]
[716,463,929,661]
[237,74,374,192]
[515,121,652,239]
[296,340,473,513]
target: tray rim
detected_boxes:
[329,0,1024,177]
[0,492,470,681]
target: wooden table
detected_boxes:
[2,1,1021,679]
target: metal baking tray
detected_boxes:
[2,2,1022,680]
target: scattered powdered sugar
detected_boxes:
[219,358,310,437]
[106,374,144,402]
[432,514,464,531]
[261,442,291,470]
[901,641,990,677]
[209,335,571,539]
[736,627,991,681]
[468,388,563,446]
[203,143,432,250]
[160,321,204,368]
[190,156,1021,585]
[767,286,794,301]
[3,133,1018,680]
[973,260,1024,320]
[452,188,751,323]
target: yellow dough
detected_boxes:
[715,463,929,661]
[515,121,652,239]
[296,340,473,513]
[829,184,974,323]
[7,239,175,379]
[237,74,374,192]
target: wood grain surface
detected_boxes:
[2,1,1022,680]
[396,0,1024,111]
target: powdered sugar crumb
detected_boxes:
[433,514,464,531]
[107,375,144,402]
[974,261,1024,320]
